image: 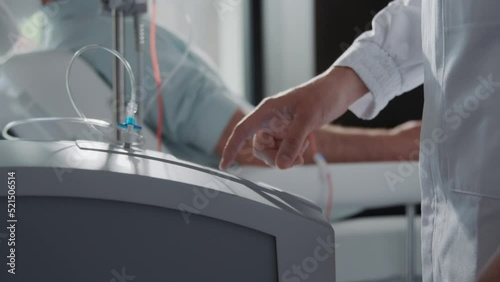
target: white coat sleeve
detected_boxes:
[333,0,423,119]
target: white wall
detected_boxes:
[263,0,315,97]
[154,0,316,99]
[217,1,247,98]
[154,0,247,98]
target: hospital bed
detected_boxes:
[239,164,422,282]
[0,51,422,282]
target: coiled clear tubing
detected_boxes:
[2,44,137,143]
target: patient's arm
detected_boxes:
[313,121,421,163]
[216,110,421,166]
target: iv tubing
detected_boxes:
[144,1,193,119]
[65,44,138,126]
[309,133,334,220]
[2,117,112,141]
[150,0,164,151]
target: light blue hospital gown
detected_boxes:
[42,0,249,167]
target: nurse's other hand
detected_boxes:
[219,67,368,170]
[389,120,422,161]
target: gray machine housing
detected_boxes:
[0,140,335,281]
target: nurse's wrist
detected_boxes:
[317,66,369,122]
[328,67,368,104]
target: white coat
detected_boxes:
[334,0,500,281]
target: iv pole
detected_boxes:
[112,9,125,142]
[101,0,147,143]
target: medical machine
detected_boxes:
[0,140,336,281]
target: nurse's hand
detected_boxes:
[219,67,368,170]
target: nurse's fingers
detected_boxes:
[276,121,311,169]
[252,130,275,166]
[220,110,271,170]
[254,148,306,168]
[254,137,309,168]
[253,130,276,152]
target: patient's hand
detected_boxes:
[388,120,422,161]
